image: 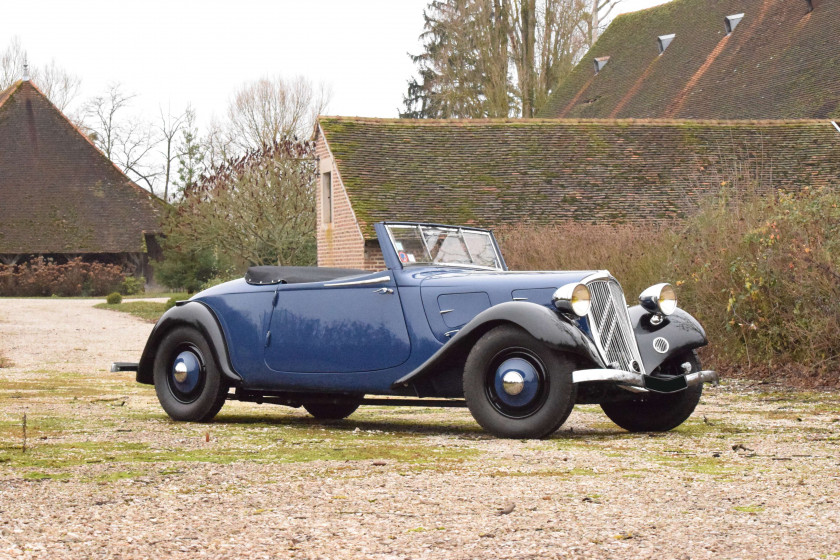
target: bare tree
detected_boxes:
[117,117,159,193]
[0,37,27,88]
[82,83,136,160]
[224,76,330,152]
[0,37,81,111]
[36,60,82,112]
[580,0,622,46]
[83,83,160,195]
[204,117,234,171]
[157,105,191,201]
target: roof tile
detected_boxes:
[539,0,840,119]
[319,117,840,238]
[0,81,161,254]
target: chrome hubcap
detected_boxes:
[489,352,547,418]
[170,348,204,401]
[501,371,525,395]
[173,361,188,383]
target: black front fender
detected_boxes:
[628,305,708,373]
[392,301,603,389]
[136,301,242,385]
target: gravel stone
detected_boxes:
[1,298,839,559]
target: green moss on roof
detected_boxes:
[539,0,840,119]
[318,117,840,238]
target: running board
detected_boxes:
[110,362,139,373]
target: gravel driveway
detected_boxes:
[1,298,839,559]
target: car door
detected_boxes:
[264,273,411,373]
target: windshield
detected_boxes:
[385,224,503,270]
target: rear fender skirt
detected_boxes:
[136,301,242,385]
[628,306,708,373]
[392,301,603,389]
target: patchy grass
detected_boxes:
[94,301,171,322]
[0,351,11,368]
[734,505,766,514]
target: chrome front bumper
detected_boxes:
[572,368,719,394]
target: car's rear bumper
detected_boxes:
[572,368,718,394]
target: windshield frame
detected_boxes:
[380,222,507,271]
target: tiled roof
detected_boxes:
[539,0,840,119]
[318,116,840,238]
[0,81,161,254]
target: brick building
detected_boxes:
[315,117,840,270]
[0,79,161,275]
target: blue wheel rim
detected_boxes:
[485,348,548,419]
[168,344,206,403]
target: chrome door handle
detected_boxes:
[373,287,394,294]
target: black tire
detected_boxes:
[600,351,703,432]
[153,326,227,422]
[303,399,362,420]
[463,325,577,439]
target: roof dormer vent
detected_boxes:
[657,34,675,55]
[593,56,611,74]
[725,13,745,34]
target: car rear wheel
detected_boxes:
[153,326,227,422]
[600,351,703,432]
[303,398,362,420]
[463,325,577,439]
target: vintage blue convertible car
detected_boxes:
[130,222,718,439]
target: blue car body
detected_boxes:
[137,222,716,437]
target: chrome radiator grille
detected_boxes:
[586,279,645,374]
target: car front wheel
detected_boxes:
[600,350,703,432]
[153,326,227,422]
[463,325,577,439]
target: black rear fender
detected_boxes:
[136,301,242,385]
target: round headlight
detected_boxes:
[553,283,591,317]
[639,283,678,316]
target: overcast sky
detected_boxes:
[2,0,669,126]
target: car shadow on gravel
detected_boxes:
[210,413,637,440]
[214,413,489,438]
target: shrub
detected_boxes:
[497,187,840,385]
[675,188,840,379]
[165,297,178,311]
[120,276,146,295]
[106,292,123,305]
[153,223,230,293]
[496,222,670,298]
[0,258,127,297]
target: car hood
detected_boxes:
[418,269,599,294]
[416,269,603,341]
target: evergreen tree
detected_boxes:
[402,0,590,118]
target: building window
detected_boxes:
[322,171,333,225]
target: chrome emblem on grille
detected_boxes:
[653,337,670,354]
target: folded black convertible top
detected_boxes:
[244,266,369,286]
